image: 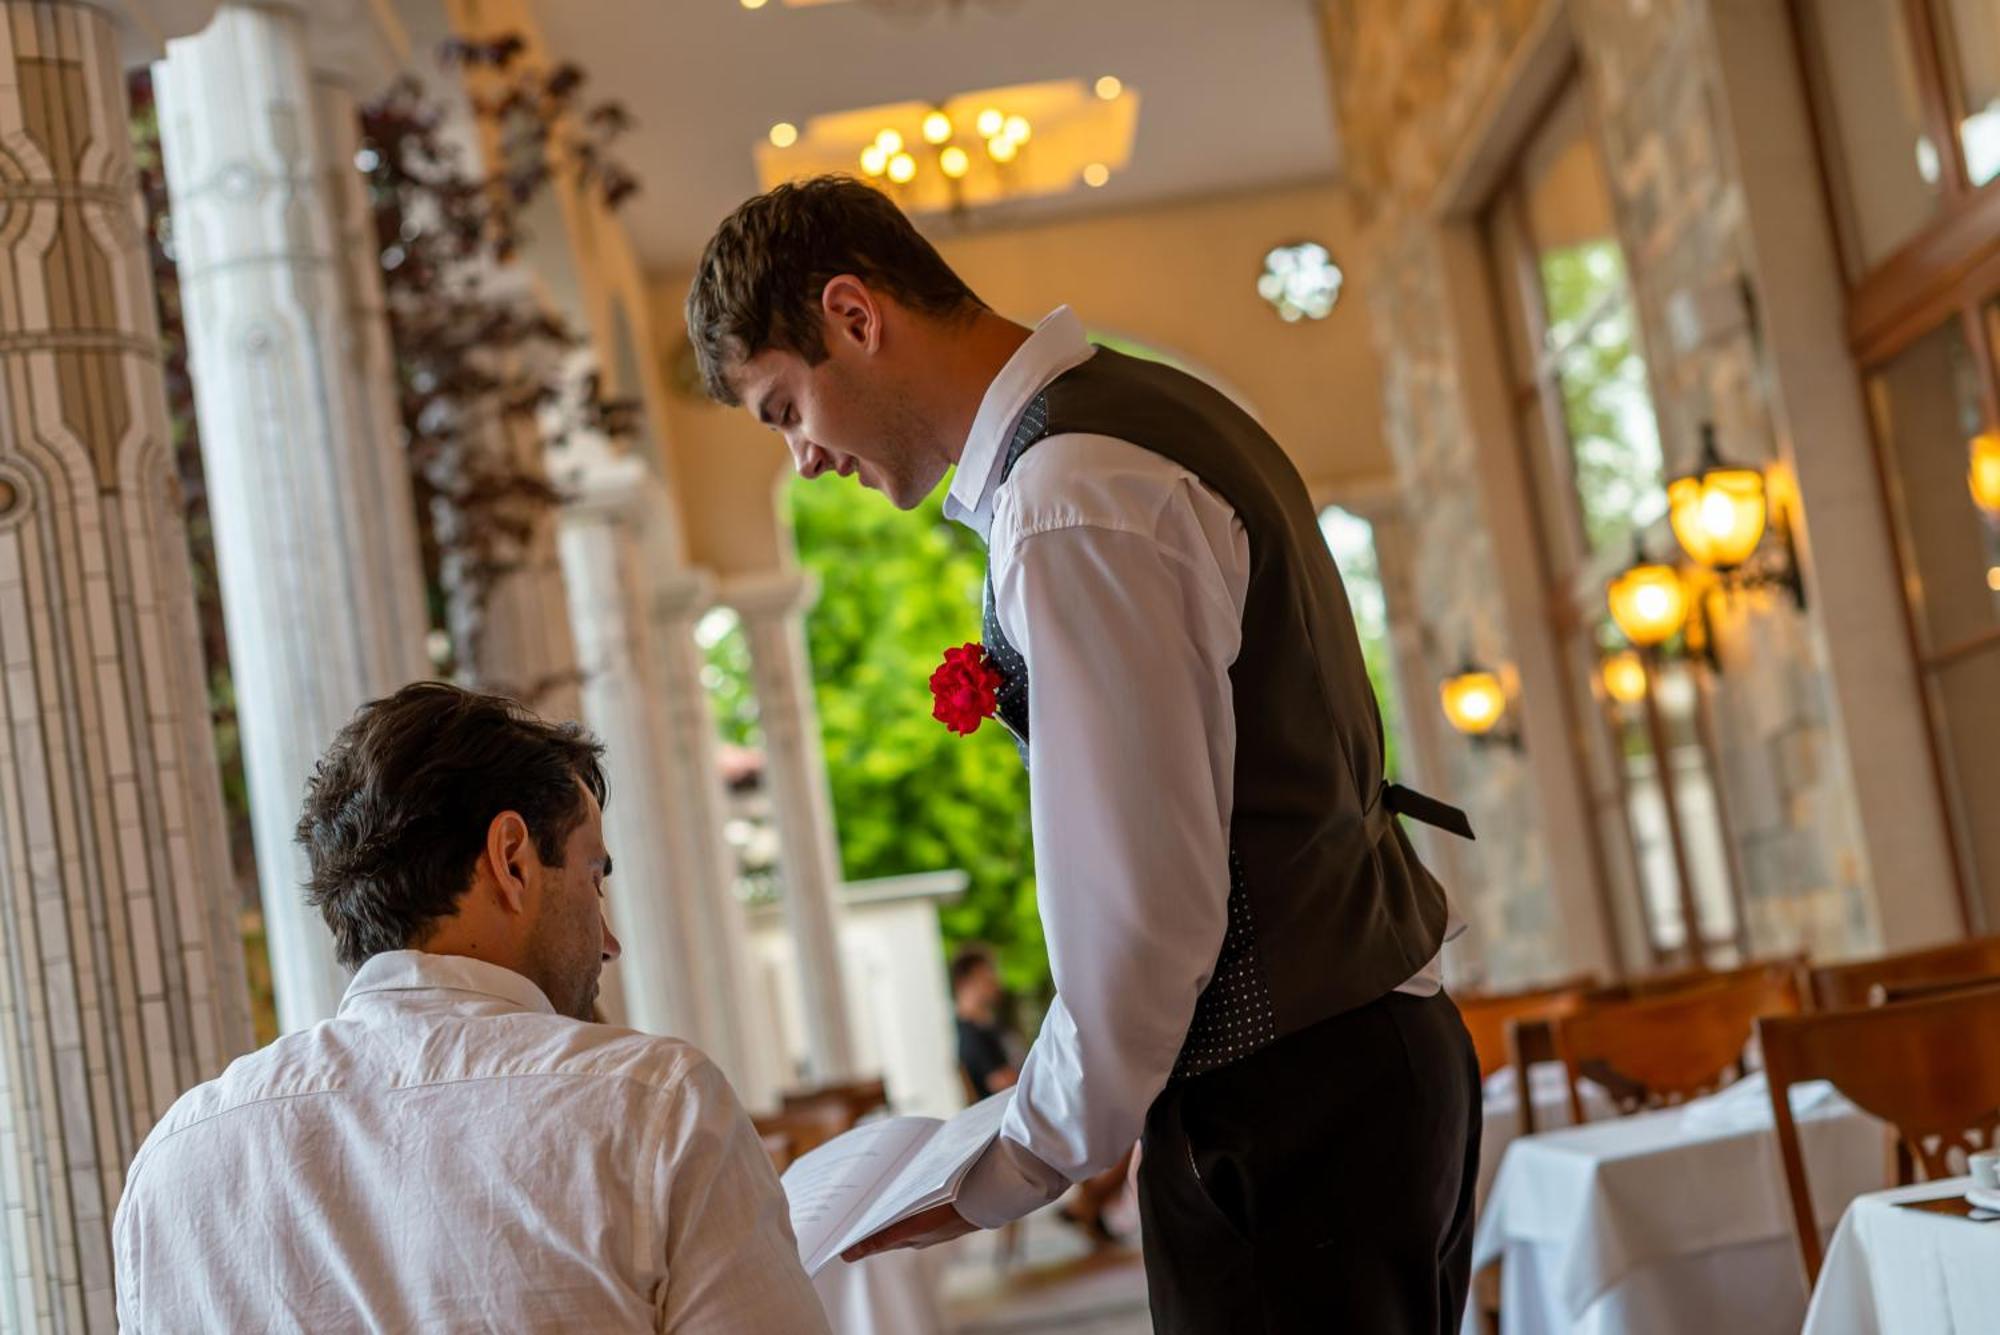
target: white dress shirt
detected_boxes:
[114,951,828,1333]
[947,308,1452,1227]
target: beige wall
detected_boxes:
[649,180,1391,576]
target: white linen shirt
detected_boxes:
[948,307,1450,1227]
[113,951,828,1333]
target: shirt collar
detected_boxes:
[340,950,558,1018]
[945,306,1095,541]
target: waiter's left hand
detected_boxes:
[840,1203,978,1263]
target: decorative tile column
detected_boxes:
[153,1,431,1030]
[653,567,779,1107]
[0,2,252,1328]
[555,454,708,1043]
[724,571,857,1082]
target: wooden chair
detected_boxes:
[1456,974,1596,1080]
[1507,961,1796,1133]
[1870,971,2000,1005]
[1802,934,2000,1011]
[780,1076,889,1125]
[1758,984,2000,1286]
[1547,967,1802,1124]
[752,1101,851,1172]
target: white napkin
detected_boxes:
[1677,1070,1848,1132]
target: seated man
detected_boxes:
[114,682,826,1333]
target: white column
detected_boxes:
[556,457,708,1041]
[653,568,780,1107]
[725,571,858,1083]
[1,2,252,1329]
[153,2,431,1029]
[450,407,584,723]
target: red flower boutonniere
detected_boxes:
[930,643,1004,736]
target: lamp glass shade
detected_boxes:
[1440,670,1506,737]
[1668,466,1767,568]
[1972,431,2000,515]
[1601,651,1649,705]
[1607,562,1689,647]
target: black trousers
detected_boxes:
[1136,990,1481,1334]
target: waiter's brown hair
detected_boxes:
[685,174,986,405]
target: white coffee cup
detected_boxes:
[1970,1150,2000,1191]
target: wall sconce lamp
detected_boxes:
[1972,430,2000,518]
[1606,544,1690,649]
[1665,423,1805,608]
[1439,657,1521,749]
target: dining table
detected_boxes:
[1801,1177,2000,1335]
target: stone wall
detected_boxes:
[1323,0,1877,982]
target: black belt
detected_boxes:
[1382,782,1476,841]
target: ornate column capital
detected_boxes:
[107,0,219,63]
[721,568,820,623]
[653,566,719,626]
[556,452,651,524]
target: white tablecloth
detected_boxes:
[1802,1178,2000,1335]
[1469,1075,1890,1335]
[1479,1062,1618,1208]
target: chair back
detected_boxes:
[1804,935,2000,1011]
[1549,966,1801,1123]
[780,1076,889,1124]
[752,1101,851,1172]
[1870,971,2000,1006]
[1457,975,1596,1080]
[1757,984,2000,1286]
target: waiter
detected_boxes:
[687,176,1479,1333]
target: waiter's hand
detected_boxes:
[840,1203,978,1263]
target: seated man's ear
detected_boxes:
[484,811,535,915]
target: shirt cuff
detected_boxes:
[952,1135,1070,1228]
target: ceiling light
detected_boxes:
[1082,163,1110,187]
[875,128,904,155]
[740,0,768,8]
[887,151,917,184]
[939,145,970,178]
[986,135,1018,163]
[860,143,888,176]
[1258,241,1344,322]
[1003,115,1031,144]
[922,111,953,145]
[768,122,798,149]
[976,107,1004,138]
[1095,75,1123,100]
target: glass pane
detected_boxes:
[1805,0,1946,267]
[1936,0,2000,186]
[1931,645,2000,926]
[1551,299,1667,559]
[1620,713,1688,951]
[1653,663,1739,947]
[1866,317,2000,656]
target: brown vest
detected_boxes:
[981,347,1463,1079]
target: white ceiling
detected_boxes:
[524,0,1343,273]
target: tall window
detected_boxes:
[1798,0,2000,927]
[1320,506,1403,780]
[1483,81,1743,964]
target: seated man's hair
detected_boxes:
[949,944,996,990]
[296,682,608,969]
[685,174,986,405]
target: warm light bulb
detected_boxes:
[986,135,1018,163]
[976,107,1005,138]
[876,128,904,155]
[740,0,768,8]
[887,151,917,184]
[1988,567,2000,593]
[922,111,953,145]
[1669,465,1766,569]
[768,122,798,149]
[1095,75,1123,100]
[1440,670,1506,737]
[1003,115,1031,144]
[939,145,970,178]
[1607,562,1690,647]
[1972,431,2000,515]
[1600,651,1649,706]
[1082,162,1110,188]
[860,144,888,176]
